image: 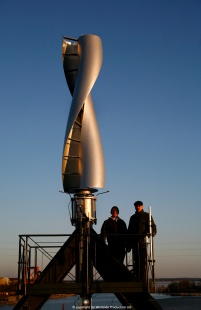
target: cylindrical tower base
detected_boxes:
[71,190,97,225]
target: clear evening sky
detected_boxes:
[1,0,201,278]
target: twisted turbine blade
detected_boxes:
[62,34,105,193]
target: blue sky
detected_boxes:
[1,0,201,278]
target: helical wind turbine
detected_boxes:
[13,34,162,310]
[62,34,105,195]
[62,35,106,306]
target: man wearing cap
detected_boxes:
[100,206,127,263]
[128,201,157,283]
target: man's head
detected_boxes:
[134,200,143,213]
[111,206,119,218]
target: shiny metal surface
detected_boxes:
[71,193,97,224]
[62,34,105,193]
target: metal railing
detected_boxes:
[17,231,156,295]
[17,234,73,294]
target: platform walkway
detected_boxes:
[14,228,162,310]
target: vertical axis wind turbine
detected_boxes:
[62,34,105,195]
[62,34,105,307]
[13,34,163,310]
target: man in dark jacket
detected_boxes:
[128,201,157,282]
[101,206,127,263]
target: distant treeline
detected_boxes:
[0,283,17,293]
[157,280,201,294]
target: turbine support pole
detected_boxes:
[72,189,95,307]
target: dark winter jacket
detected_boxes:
[100,217,127,247]
[128,210,157,247]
